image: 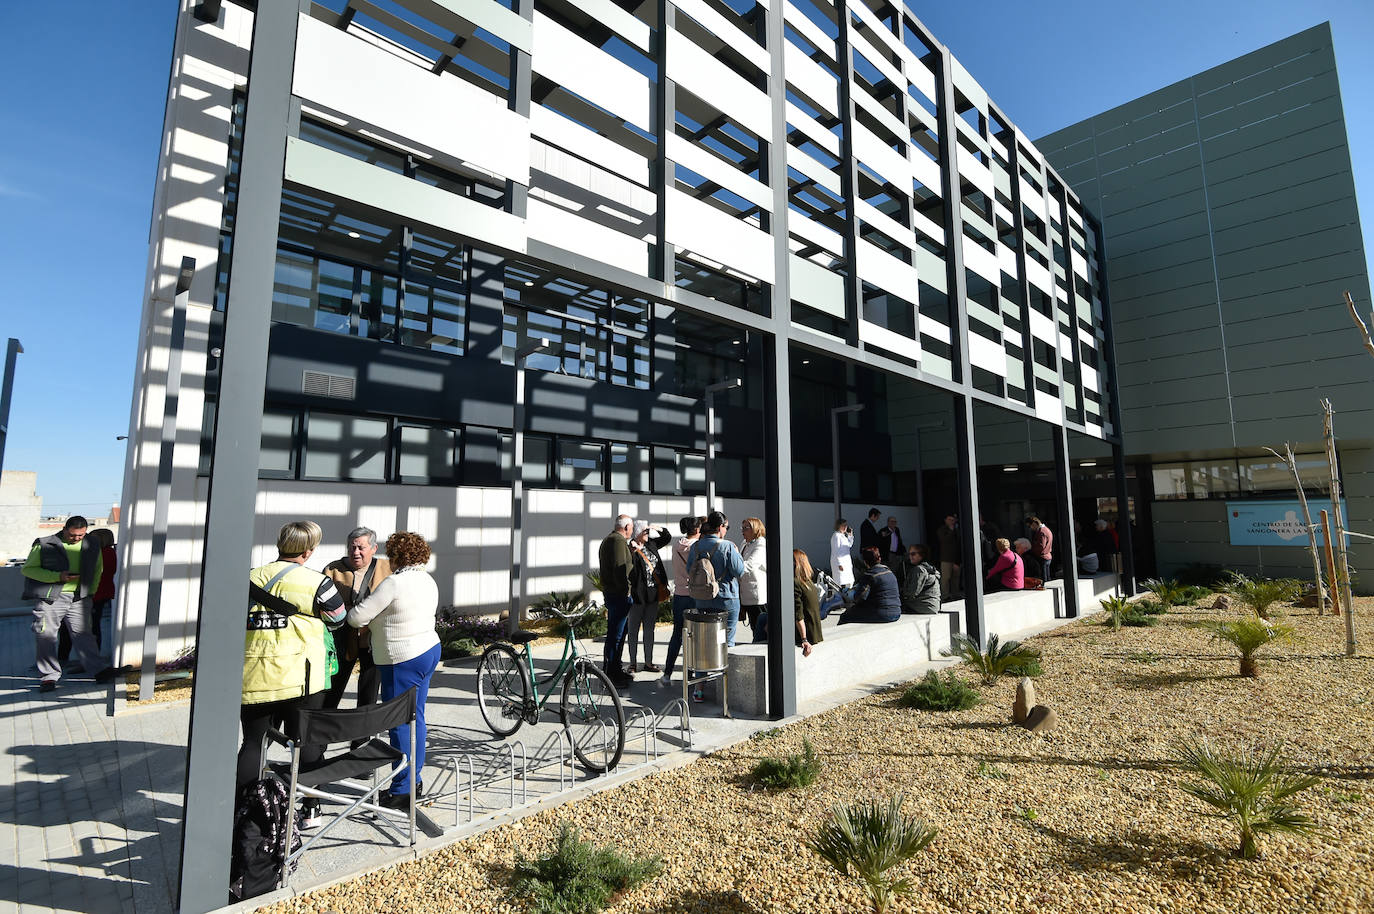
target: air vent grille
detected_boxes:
[302,370,356,400]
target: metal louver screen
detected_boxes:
[301,370,356,400]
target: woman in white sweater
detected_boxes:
[738,517,768,636]
[347,531,439,811]
[830,518,855,587]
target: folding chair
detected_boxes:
[263,686,418,888]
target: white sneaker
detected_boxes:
[298,803,323,831]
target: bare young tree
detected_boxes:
[1264,442,1325,611]
[1344,290,1374,360]
[1321,399,1356,658]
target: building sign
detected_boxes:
[1226,500,1346,546]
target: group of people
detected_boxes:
[828,513,943,624]
[21,515,119,691]
[598,510,828,691]
[238,522,441,826]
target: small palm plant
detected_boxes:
[1176,741,1320,860]
[1220,572,1300,619]
[809,795,937,914]
[1100,594,1131,631]
[1142,577,1187,607]
[1199,616,1295,677]
[941,633,1040,686]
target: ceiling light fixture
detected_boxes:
[347,231,360,239]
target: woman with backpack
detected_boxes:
[685,511,745,646]
[659,515,703,689]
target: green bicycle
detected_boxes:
[476,603,626,772]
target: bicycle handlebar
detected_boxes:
[543,602,600,625]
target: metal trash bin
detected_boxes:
[685,611,728,672]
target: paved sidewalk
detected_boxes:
[1,615,184,914]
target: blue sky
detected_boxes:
[0,0,1370,516]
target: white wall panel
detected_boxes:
[856,237,919,298]
[285,137,528,252]
[527,195,650,275]
[787,207,844,256]
[668,30,772,140]
[573,0,651,51]
[957,146,995,200]
[666,188,775,283]
[784,41,840,116]
[1029,310,1057,345]
[962,236,1000,285]
[293,14,530,184]
[675,0,768,72]
[969,332,1008,376]
[432,0,532,52]
[783,2,838,64]
[786,102,842,158]
[911,149,941,194]
[790,253,845,317]
[1025,258,1053,295]
[852,123,910,189]
[669,133,772,211]
[860,319,921,360]
[856,199,916,254]
[533,11,652,132]
[531,104,650,186]
[787,145,843,197]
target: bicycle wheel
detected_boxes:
[560,658,626,772]
[477,643,530,738]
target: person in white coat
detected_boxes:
[738,517,768,635]
[830,518,855,587]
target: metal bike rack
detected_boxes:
[439,754,475,827]
[501,740,528,807]
[629,710,655,764]
[657,698,692,750]
[596,719,615,778]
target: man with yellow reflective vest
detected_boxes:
[237,521,346,830]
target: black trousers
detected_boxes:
[324,648,379,709]
[237,692,326,790]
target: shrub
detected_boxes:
[1142,577,1192,607]
[1135,598,1169,615]
[441,637,479,660]
[809,795,937,914]
[1121,608,1159,627]
[511,823,663,914]
[899,671,981,712]
[530,591,588,620]
[1220,573,1300,619]
[974,761,1010,781]
[1100,594,1131,631]
[585,571,604,593]
[1178,584,1213,604]
[1199,617,1295,677]
[561,605,608,640]
[941,633,1041,686]
[750,739,823,789]
[157,645,196,673]
[656,599,674,624]
[436,609,506,645]
[1004,656,1043,678]
[1176,741,1320,860]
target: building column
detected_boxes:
[1111,441,1137,596]
[764,0,796,718]
[1052,428,1080,617]
[953,395,986,644]
[178,1,300,910]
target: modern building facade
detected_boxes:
[119,0,1123,674]
[1038,23,1373,585]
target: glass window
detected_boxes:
[359,270,398,342]
[462,425,505,486]
[1151,464,1189,500]
[503,434,552,485]
[1241,454,1330,495]
[792,462,816,500]
[304,414,389,481]
[653,446,678,494]
[399,426,458,484]
[610,444,650,493]
[259,410,296,477]
[680,452,707,496]
[558,440,605,490]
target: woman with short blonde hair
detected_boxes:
[739,517,768,635]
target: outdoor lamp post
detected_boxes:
[830,403,865,526]
[509,337,552,636]
[0,338,22,477]
[703,377,741,512]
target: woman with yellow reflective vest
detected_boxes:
[237,521,346,830]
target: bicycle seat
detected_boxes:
[510,629,539,644]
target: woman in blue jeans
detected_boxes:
[660,514,703,687]
[347,531,440,810]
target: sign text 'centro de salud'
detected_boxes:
[1226,500,1349,547]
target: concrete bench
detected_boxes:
[707,573,1121,716]
[709,610,955,717]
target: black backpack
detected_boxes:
[229,777,300,902]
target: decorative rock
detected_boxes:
[1012,677,1036,724]
[1021,704,1058,734]
[1211,594,1231,611]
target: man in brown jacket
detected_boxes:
[322,526,392,708]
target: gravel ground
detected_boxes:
[260,596,1374,914]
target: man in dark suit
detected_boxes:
[880,515,905,566]
[860,508,883,554]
